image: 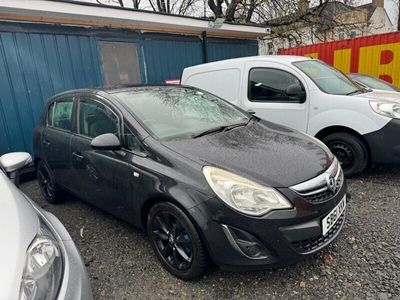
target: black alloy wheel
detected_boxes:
[147,202,207,280]
[37,161,61,204]
[322,132,368,176]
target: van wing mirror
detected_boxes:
[91,133,122,151]
[285,84,305,101]
[0,152,32,187]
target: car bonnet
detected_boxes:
[355,90,400,104]
[161,119,332,187]
[0,171,38,299]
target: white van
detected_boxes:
[181,55,400,175]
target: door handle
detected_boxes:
[72,152,84,161]
[42,140,51,146]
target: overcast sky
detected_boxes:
[358,0,398,26]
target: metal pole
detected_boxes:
[202,31,208,63]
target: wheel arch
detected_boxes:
[140,195,204,234]
[140,195,213,264]
[315,125,371,163]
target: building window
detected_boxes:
[338,32,345,40]
[350,30,357,38]
[98,41,141,86]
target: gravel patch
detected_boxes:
[21,165,400,300]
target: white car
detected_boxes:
[0,152,92,300]
[181,55,400,176]
[348,73,400,93]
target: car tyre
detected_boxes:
[147,202,208,280]
[322,132,368,176]
[37,161,62,204]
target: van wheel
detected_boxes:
[322,132,368,176]
[37,161,62,204]
[147,202,208,280]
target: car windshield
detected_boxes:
[114,87,250,139]
[293,60,361,95]
[350,74,399,92]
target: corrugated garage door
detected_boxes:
[0,31,102,154]
[142,36,203,84]
[207,38,258,62]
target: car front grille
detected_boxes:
[302,174,343,204]
[291,212,345,254]
[290,157,343,204]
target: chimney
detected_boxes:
[298,0,310,12]
[372,0,384,8]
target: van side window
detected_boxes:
[248,68,304,103]
[47,100,74,131]
[79,99,119,139]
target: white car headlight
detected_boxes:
[19,218,63,300]
[370,100,400,119]
[203,166,292,216]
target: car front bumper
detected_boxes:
[364,119,400,164]
[188,184,347,271]
[30,202,93,300]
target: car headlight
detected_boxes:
[203,166,292,216]
[370,100,400,119]
[19,218,63,300]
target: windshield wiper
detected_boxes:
[246,114,258,125]
[346,89,362,96]
[223,122,248,132]
[192,122,248,138]
[192,126,227,138]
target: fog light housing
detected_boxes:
[222,224,269,259]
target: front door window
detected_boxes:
[248,68,304,103]
[78,100,119,139]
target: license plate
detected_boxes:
[322,195,346,236]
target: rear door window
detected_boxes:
[47,99,74,131]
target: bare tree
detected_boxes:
[92,0,202,14]
[396,0,400,30]
[256,0,368,47]
[94,0,141,8]
[78,0,373,42]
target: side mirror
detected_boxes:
[285,84,305,101]
[91,133,122,151]
[0,152,32,187]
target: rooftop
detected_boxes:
[0,0,268,39]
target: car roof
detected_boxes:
[48,84,189,100]
[184,55,312,71]
[101,84,185,94]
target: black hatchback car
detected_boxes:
[33,86,346,280]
